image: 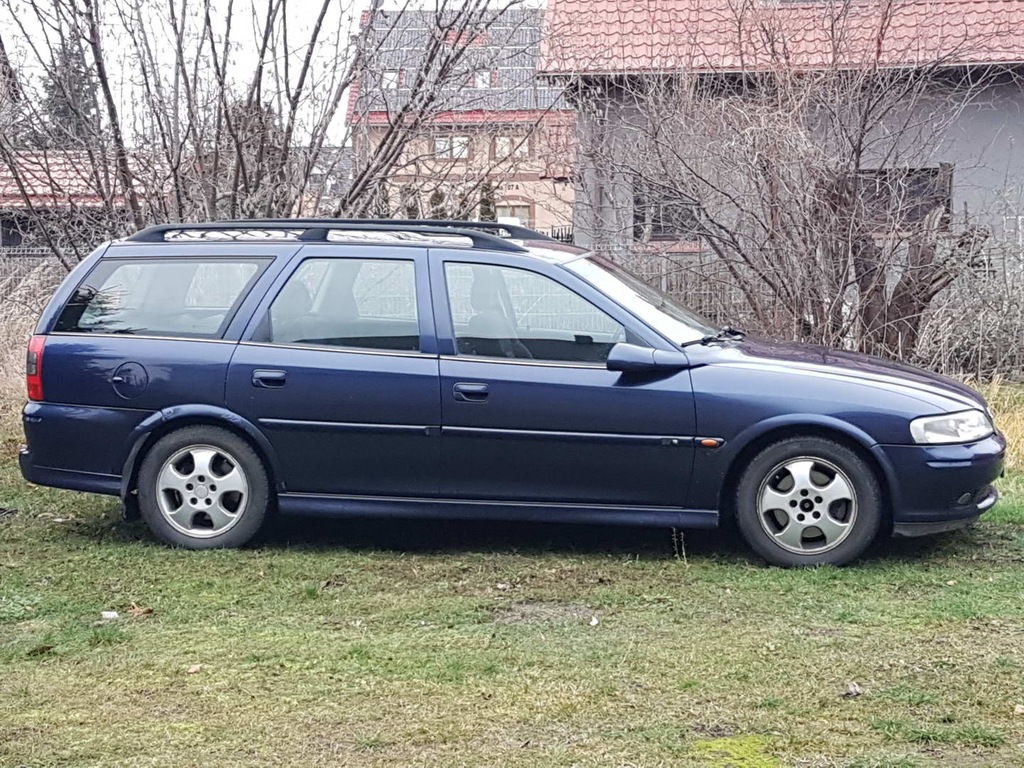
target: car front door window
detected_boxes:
[444,263,624,363]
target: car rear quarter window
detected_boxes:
[54,257,268,338]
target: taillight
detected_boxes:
[26,335,45,401]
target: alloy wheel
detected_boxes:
[756,456,858,555]
[155,444,249,538]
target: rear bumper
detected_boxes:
[19,447,121,496]
[874,433,1005,536]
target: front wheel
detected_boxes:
[137,426,270,549]
[734,436,883,567]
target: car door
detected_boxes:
[431,249,697,508]
[226,244,441,496]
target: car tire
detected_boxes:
[137,426,270,549]
[734,436,883,567]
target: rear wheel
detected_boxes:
[734,436,883,566]
[137,426,269,549]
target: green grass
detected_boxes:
[2,437,1024,766]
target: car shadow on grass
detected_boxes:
[71,503,978,564]
[256,512,968,565]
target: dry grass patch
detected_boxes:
[981,379,1024,468]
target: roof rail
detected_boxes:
[220,218,554,242]
[124,220,530,253]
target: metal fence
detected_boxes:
[619,248,756,328]
[0,248,54,303]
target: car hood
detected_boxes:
[696,337,986,412]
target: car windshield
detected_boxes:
[566,255,718,345]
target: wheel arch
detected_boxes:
[718,416,896,531]
[120,405,283,512]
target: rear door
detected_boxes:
[226,244,441,496]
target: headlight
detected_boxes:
[910,409,994,445]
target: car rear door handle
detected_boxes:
[453,382,489,402]
[252,369,287,388]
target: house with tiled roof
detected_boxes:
[540,0,1024,257]
[349,7,574,235]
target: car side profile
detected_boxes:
[20,219,1005,566]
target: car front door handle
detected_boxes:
[453,382,489,402]
[252,369,287,389]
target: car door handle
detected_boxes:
[252,369,287,388]
[453,382,489,402]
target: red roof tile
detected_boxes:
[540,0,1024,74]
[0,152,133,208]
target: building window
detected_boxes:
[493,136,529,160]
[496,204,531,227]
[473,70,493,88]
[0,220,23,247]
[381,70,400,89]
[856,165,953,231]
[633,183,700,241]
[434,135,471,159]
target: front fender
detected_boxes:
[690,413,899,512]
[119,404,283,498]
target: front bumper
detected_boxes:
[874,433,1005,537]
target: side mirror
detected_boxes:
[606,343,690,373]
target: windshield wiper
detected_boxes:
[681,325,746,348]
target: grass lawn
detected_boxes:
[2,432,1024,766]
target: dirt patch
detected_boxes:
[491,601,594,625]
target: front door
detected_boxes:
[434,255,696,508]
[227,245,440,496]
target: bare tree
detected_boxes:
[0,0,554,268]
[556,0,1011,362]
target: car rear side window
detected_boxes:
[54,258,268,338]
[260,258,420,352]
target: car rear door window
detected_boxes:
[445,262,624,363]
[54,258,267,338]
[262,258,420,352]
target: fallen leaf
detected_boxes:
[1014,704,1024,716]
[128,602,153,618]
[187,664,203,674]
[844,682,864,698]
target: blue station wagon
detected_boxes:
[19,219,1005,566]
